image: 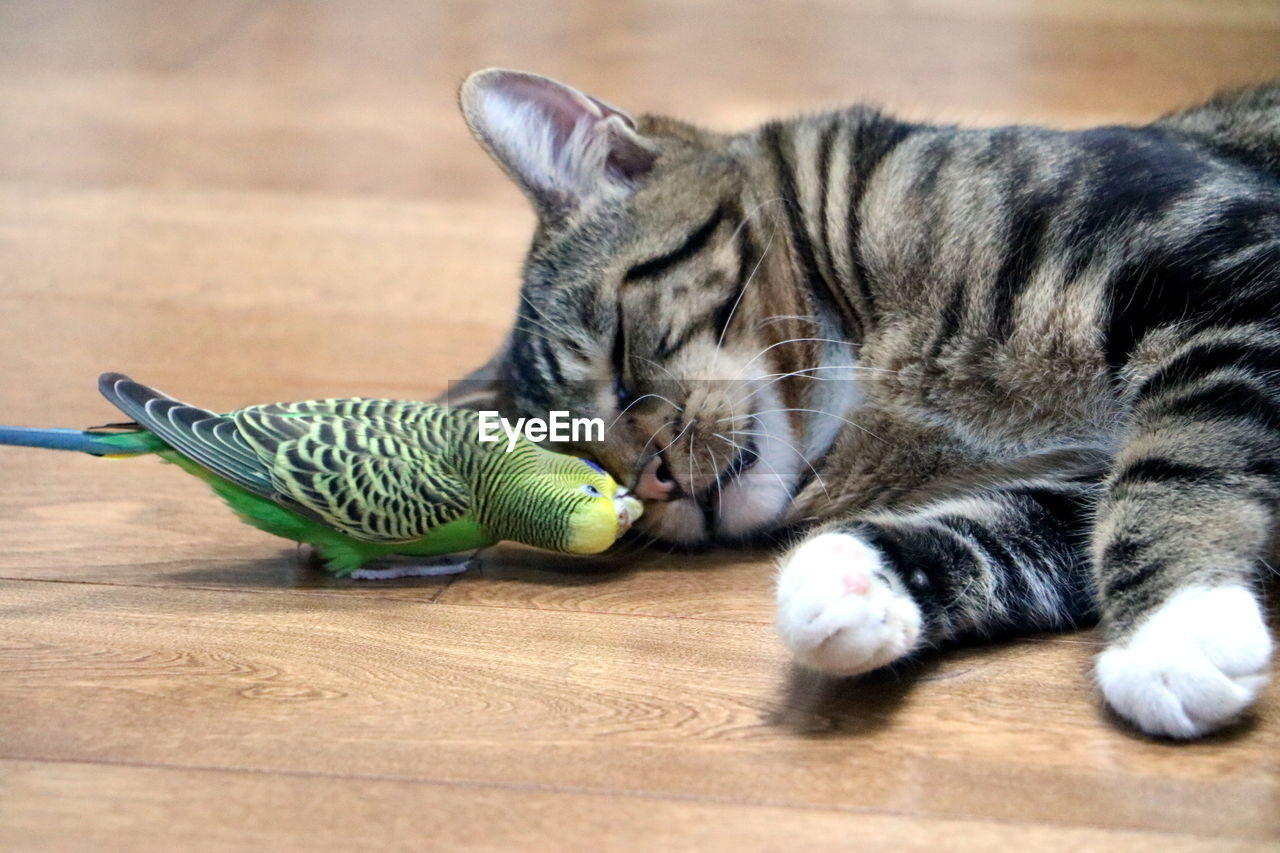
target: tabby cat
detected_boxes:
[450,69,1279,739]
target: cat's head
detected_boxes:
[457,69,843,545]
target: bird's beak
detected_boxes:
[614,486,643,535]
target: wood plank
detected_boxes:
[1,580,1276,840]
[0,183,517,421]
[3,2,1280,850]
[2,2,1278,200]
[436,545,778,623]
[3,759,1265,853]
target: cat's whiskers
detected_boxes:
[733,337,859,382]
[510,324,560,348]
[638,418,679,460]
[633,354,688,394]
[516,293,572,340]
[716,208,781,349]
[705,442,724,518]
[726,195,786,244]
[758,363,896,378]
[518,290,550,318]
[723,406,884,443]
[711,430,793,502]
[729,363,896,411]
[516,294,600,363]
[756,313,820,329]
[687,430,698,498]
[608,392,683,431]
[655,417,695,457]
[732,421,831,501]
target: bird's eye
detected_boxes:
[580,484,603,498]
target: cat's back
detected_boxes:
[863,100,1280,310]
[1154,82,1280,178]
[850,88,1280,451]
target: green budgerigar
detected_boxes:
[0,373,641,578]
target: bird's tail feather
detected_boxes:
[0,425,164,457]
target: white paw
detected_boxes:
[776,532,922,676]
[1097,585,1272,739]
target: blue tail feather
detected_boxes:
[0,425,138,456]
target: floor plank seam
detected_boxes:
[415,597,774,625]
[0,575,774,624]
[0,575,443,604]
[1,754,1246,842]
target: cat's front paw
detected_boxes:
[776,531,922,676]
[1096,585,1272,739]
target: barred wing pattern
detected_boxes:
[233,400,472,543]
[98,373,276,496]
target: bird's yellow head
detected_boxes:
[557,458,643,555]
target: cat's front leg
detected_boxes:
[1092,328,1278,739]
[777,476,1099,676]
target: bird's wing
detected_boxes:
[98,373,276,497]
[232,408,472,543]
[242,398,444,426]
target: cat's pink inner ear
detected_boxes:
[497,73,607,140]
[461,68,655,213]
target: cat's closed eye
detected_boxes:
[610,306,635,411]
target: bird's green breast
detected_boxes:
[160,450,494,575]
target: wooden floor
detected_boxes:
[2,1,1279,850]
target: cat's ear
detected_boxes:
[460,69,657,219]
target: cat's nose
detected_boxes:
[635,456,684,502]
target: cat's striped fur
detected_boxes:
[454,70,1279,738]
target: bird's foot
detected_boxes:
[348,555,475,580]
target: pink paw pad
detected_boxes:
[842,572,871,596]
